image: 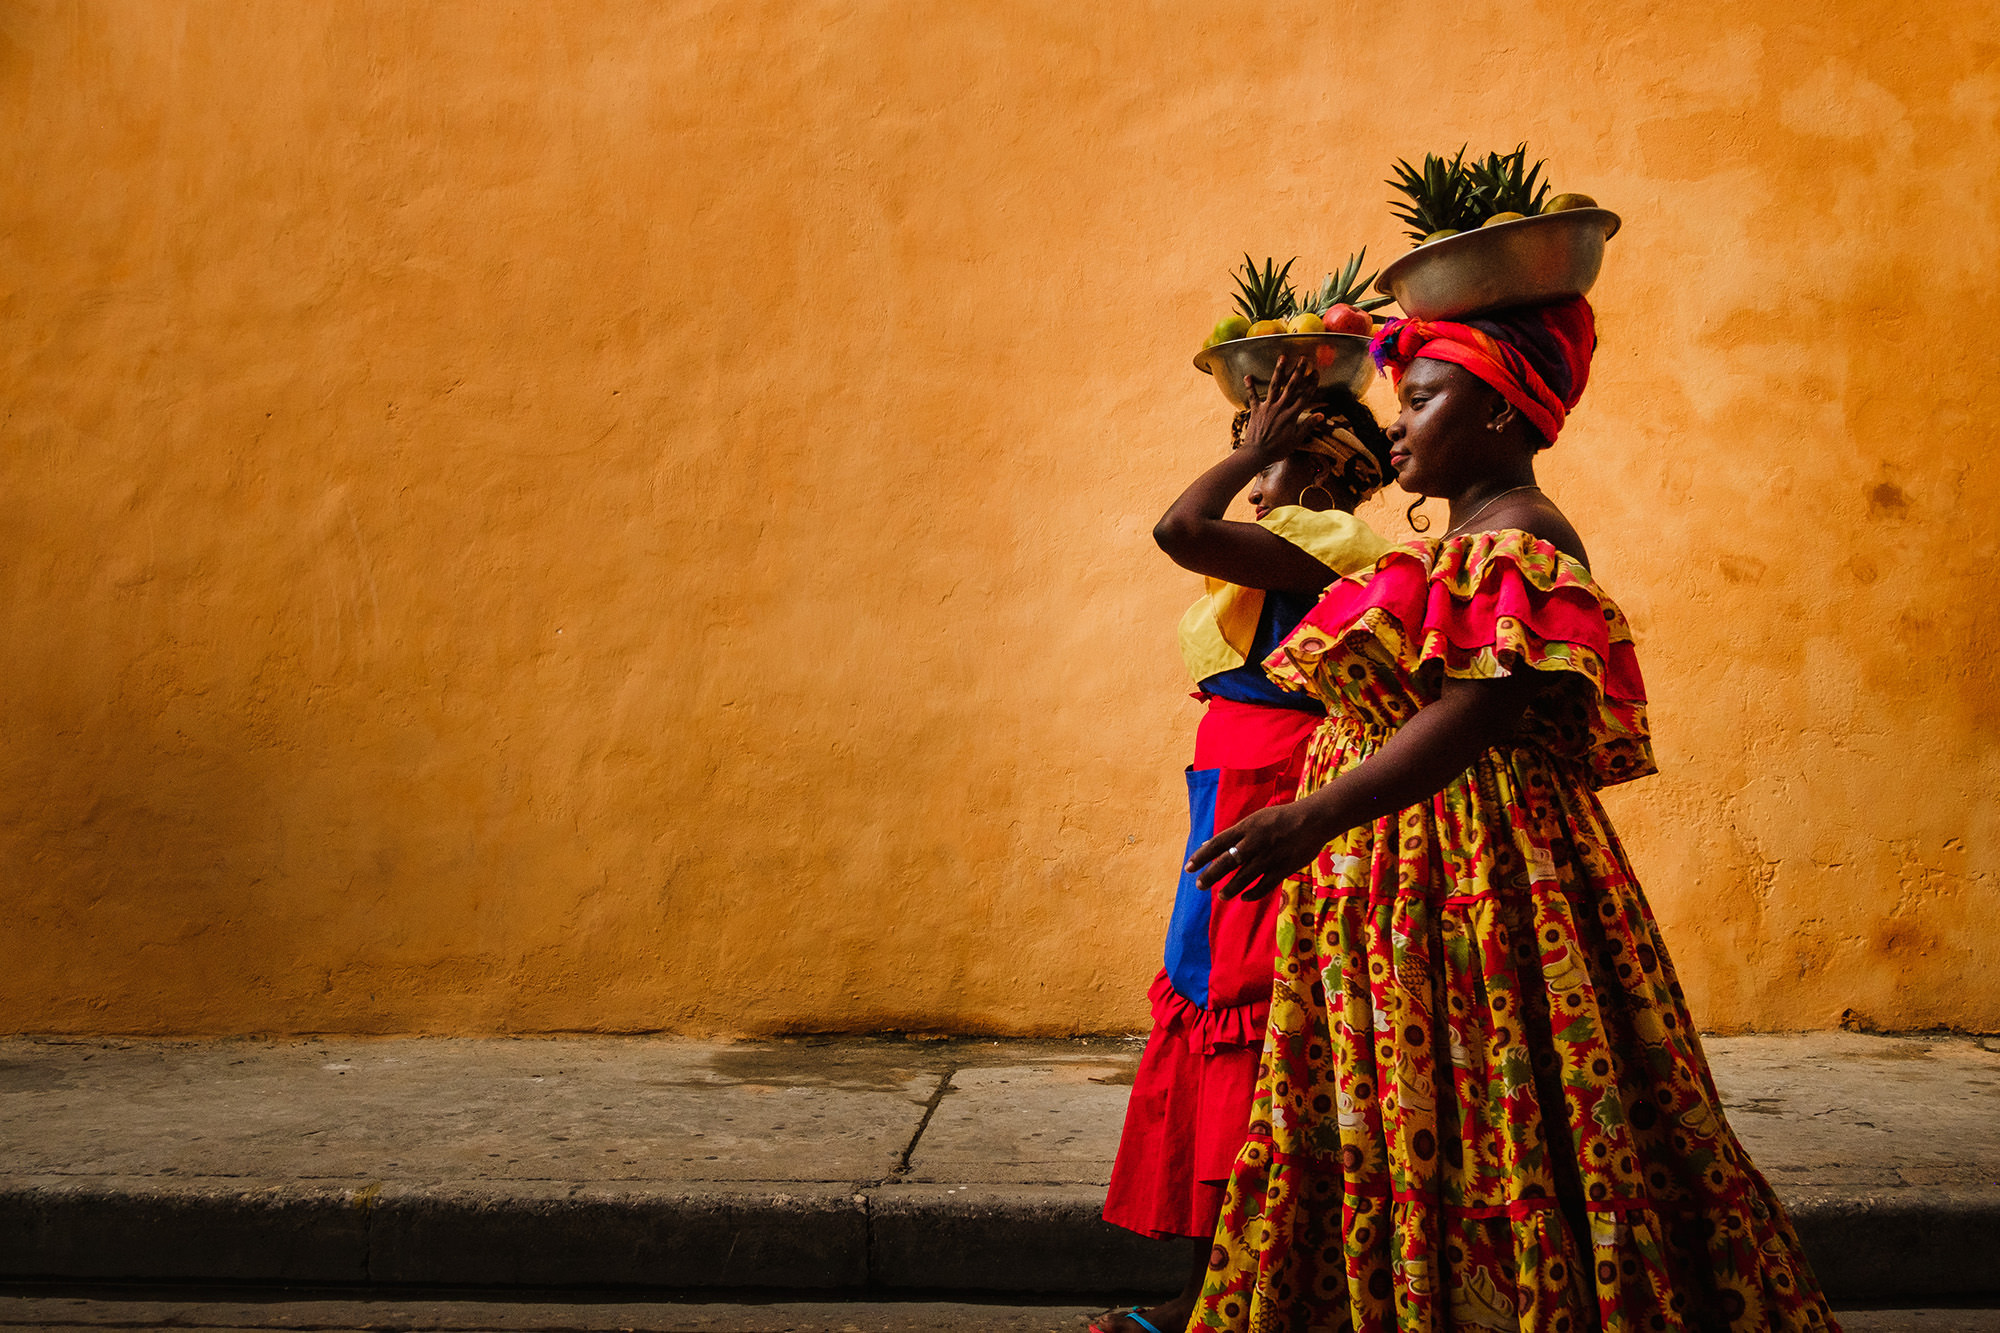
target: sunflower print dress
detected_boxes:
[1190,531,1837,1333]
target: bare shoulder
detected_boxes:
[1472,495,1590,570]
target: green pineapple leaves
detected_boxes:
[1390,142,1556,242]
[1230,255,1300,324]
[1388,146,1483,242]
[1301,248,1394,314]
[1469,144,1551,217]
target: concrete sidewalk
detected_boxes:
[1,1032,1995,1301]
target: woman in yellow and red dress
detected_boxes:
[1096,363,1395,1333]
[1183,299,1837,1332]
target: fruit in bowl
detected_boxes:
[1321,303,1374,337]
[1374,144,1620,319]
[1224,254,1300,340]
[1199,252,1391,352]
[1544,192,1597,213]
[1206,315,1251,346]
[1389,146,1484,247]
[1297,251,1392,329]
[1192,252,1394,405]
[1390,143,1607,246]
[1467,145,1549,222]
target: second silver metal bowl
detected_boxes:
[1373,208,1621,320]
[1192,333,1377,408]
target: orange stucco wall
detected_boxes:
[3,1,1995,1036]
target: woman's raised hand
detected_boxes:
[1237,354,1325,459]
[1185,799,1329,902]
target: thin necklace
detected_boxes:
[1443,484,1542,539]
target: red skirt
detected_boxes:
[1103,971,1268,1239]
[1102,697,1317,1240]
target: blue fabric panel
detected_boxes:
[1164,766,1220,1008]
[1197,587,1325,712]
[1198,663,1323,710]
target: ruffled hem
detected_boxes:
[1266,528,1655,788]
[1105,970,1268,1239]
[1208,1140,1835,1331]
[1150,968,1268,1054]
[1188,727,1836,1332]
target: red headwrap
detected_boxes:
[1369,296,1597,444]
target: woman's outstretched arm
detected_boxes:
[1154,355,1341,593]
[1186,672,1545,900]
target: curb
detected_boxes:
[1,1177,1993,1300]
[1786,1186,2000,1302]
[867,1186,1199,1292]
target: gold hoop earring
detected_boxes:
[1300,483,1335,510]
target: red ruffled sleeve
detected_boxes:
[1266,530,1655,788]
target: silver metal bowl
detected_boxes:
[1373,208,1621,320]
[1191,332,1376,408]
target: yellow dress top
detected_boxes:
[1176,507,1392,687]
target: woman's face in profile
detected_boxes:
[1244,449,1329,518]
[1385,358,1503,497]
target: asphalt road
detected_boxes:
[0,1294,1997,1332]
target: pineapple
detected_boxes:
[1467,144,1550,222]
[1388,146,1483,244]
[1299,249,1394,315]
[1230,254,1300,331]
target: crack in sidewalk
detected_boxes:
[892,1063,958,1177]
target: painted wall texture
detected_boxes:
[2,1,1995,1037]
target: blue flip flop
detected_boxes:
[1101,1310,1167,1333]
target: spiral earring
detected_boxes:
[1406,496,1432,533]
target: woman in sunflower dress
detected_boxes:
[1181,298,1838,1333]
[1096,364,1395,1333]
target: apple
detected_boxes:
[1323,304,1373,337]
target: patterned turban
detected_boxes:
[1297,397,1391,499]
[1230,393,1392,500]
[1369,296,1597,445]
